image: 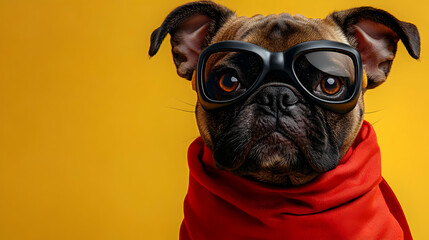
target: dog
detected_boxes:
[149,1,420,239]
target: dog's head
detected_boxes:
[149,1,420,186]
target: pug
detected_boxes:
[149,1,420,239]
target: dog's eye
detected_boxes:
[218,74,240,92]
[320,76,343,95]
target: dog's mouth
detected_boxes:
[249,130,301,170]
[211,100,339,186]
[221,129,319,186]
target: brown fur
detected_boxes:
[149,1,420,186]
[196,14,363,185]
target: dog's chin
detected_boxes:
[225,131,321,186]
[243,170,320,186]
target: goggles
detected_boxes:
[193,40,365,113]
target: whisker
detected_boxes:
[371,120,381,125]
[365,110,383,114]
[167,107,194,113]
[176,99,196,107]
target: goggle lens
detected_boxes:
[293,51,356,102]
[203,51,263,101]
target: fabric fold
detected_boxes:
[180,121,411,240]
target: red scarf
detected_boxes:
[180,121,412,240]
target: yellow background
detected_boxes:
[0,0,427,239]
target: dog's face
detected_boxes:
[196,15,365,185]
[150,2,420,186]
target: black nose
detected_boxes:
[255,85,299,115]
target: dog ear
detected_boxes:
[149,1,235,80]
[328,7,420,89]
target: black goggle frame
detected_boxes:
[196,40,363,113]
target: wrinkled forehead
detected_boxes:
[211,13,349,51]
